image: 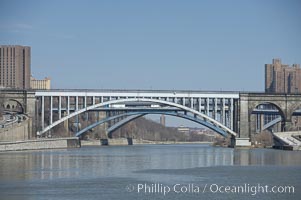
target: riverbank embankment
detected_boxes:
[81,138,213,146]
[0,137,80,152]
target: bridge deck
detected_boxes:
[35,90,239,98]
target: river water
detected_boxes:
[0,144,301,200]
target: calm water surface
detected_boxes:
[0,144,301,200]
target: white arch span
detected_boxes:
[37,98,237,137]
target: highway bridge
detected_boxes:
[2,89,301,147]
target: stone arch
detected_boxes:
[250,101,286,120]
[3,99,24,113]
[248,101,285,146]
[250,101,286,134]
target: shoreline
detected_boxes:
[81,138,213,146]
[0,137,80,152]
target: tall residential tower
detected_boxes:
[0,45,31,89]
[265,58,301,93]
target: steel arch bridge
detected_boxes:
[75,110,231,138]
[5,89,301,147]
[36,92,238,138]
[37,98,237,137]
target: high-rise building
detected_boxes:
[0,45,31,89]
[30,76,51,90]
[265,58,301,93]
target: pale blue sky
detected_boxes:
[0,0,300,91]
[1,0,300,127]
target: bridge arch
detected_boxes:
[2,99,24,113]
[75,111,230,138]
[107,114,144,136]
[251,102,286,133]
[255,101,285,115]
[251,102,286,119]
[37,98,237,137]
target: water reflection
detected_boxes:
[0,145,301,182]
[233,149,301,166]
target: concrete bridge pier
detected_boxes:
[236,96,252,147]
[235,138,251,147]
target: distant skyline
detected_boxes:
[0,0,300,92]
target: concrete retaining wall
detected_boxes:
[81,139,213,146]
[0,137,80,151]
[100,138,130,146]
[0,119,31,141]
